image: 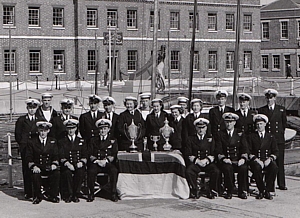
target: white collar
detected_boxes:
[258,131,265,137]
[68,135,75,141]
[197,134,205,140]
[227,129,234,136]
[39,137,47,144]
[28,114,35,119]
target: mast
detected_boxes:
[151,0,159,99]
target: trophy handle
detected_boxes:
[137,123,142,141]
[124,123,130,140]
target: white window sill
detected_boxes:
[171,70,181,74]
[261,69,269,72]
[127,71,136,73]
[208,30,218,33]
[226,30,235,33]
[280,38,289,41]
[29,73,42,76]
[226,70,234,73]
[87,27,99,30]
[54,72,66,75]
[262,38,270,41]
[127,28,138,31]
[3,25,16,29]
[4,73,17,76]
[272,69,280,72]
[170,29,180,32]
[244,70,252,73]
[244,31,252,34]
[28,26,41,29]
[53,27,65,30]
[208,70,218,73]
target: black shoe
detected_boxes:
[24,194,32,200]
[207,190,218,199]
[256,192,264,200]
[189,189,200,199]
[224,192,232,199]
[87,195,94,202]
[277,186,288,190]
[72,196,80,203]
[32,197,42,204]
[238,192,247,199]
[49,196,60,203]
[64,197,72,203]
[111,193,118,202]
[264,191,273,200]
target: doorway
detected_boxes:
[107,50,119,80]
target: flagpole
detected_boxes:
[151,0,158,99]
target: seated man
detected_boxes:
[26,121,60,204]
[216,113,249,199]
[58,119,87,203]
[248,114,279,200]
[185,118,220,199]
[87,119,118,202]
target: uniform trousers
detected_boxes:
[249,160,278,193]
[276,143,286,188]
[87,163,118,196]
[218,162,248,194]
[60,166,85,199]
[21,147,32,197]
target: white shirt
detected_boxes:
[194,112,200,118]
[219,106,225,112]
[240,108,248,117]
[28,114,35,121]
[155,111,161,118]
[106,112,113,121]
[100,135,107,141]
[258,131,265,138]
[42,110,51,122]
[227,129,234,137]
[63,114,70,120]
[39,137,47,146]
[68,135,75,142]
[197,134,204,140]
[269,104,275,110]
[90,111,97,119]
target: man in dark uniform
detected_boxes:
[209,90,235,138]
[169,105,184,152]
[117,96,145,152]
[100,96,119,139]
[235,93,256,137]
[58,119,87,203]
[216,113,249,199]
[87,119,118,202]
[258,89,287,190]
[15,98,40,199]
[52,98,78,140]
[177,96,189,118]
[79,94,102,145]
[139,92,151,121]
[26,121,60,204]
[248,114,279,200]
[185,118,220,199]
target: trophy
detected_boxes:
[150,135,160,151]
[124,119,141,153]
[160,118,174,151]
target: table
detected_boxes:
[117,151,190,200]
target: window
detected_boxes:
[244,51,252,70]
[243,14,252,31]
[193,51,199,71]
[88,50,96,72]
[150,10,160,30]
[262,22,269,40]
[298,55,300,69]
[280,21,288,39]
[4,50,15,73]
[170,12,180,30]
[53,50,65,73]
[87,9,98,28]
[3,6,15,25]
[226,14,234,31]
[53,8,64,27]
[189,12,199,30]
[208,51,217,71]
[107,9,118,27]
[226,51,234,71]
[273,55,280,69]
[171,51,180,70]
[128,50,138,71]
[208,13,217,31]
[28,7,39,27]
[298,21,300,38]
[127,10,137,29]
[262,55,269,70]
[29,50,41,73]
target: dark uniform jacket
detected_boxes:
[185,134,216,163]
[26,137,59,171]
[58,136,87,167]
[89,134,118,163]
[248,132,279,162]
[258,105,287,144]
[169,116,184,150]
[235,109,256,136]
[209,106,235,137]
[79,110,102,143]
[52,114,78,140]
[35,106,58,138]
[15,114,39,152]
[99,111,120,139]
[216,129,249,163]
[117,109,145,151]
[182,112,208,142]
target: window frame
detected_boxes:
[226,51,234,72]
[261,21,270,41]
[226,13,235,31]
[3,5,15,26]
[4,50,16,74]
[272,55,280,70]
[53,50,65,74]
[189,12,199,31]
[87,8,98,28]
[193,51,200,71]
[29,50,41,73]
[261,55,269,71]
[243,14,252,32]
[53,7,64,27]
[150,10,161,30]
[28,7,40,27]
[127,9,137,29]
[208,13,217,31]
[127,50,138,71]
[208,51,218,71]
[170,11,180,30]
[107,9,118,28]
[87,50,96,73]
[280,20,289,40]
[170,50,180,71]
[243,51,252,71]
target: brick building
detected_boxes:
[261,0,300,77]
[0,0,261,82]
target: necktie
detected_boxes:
[243,111,247,117]
[156,114,159,118]
[269,107,273,111]
[107,113,110,120]
[93,112,96,120]
[42,140,45,146]
[195,114,198,119]
[260,133,263,139]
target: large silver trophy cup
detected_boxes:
[160,118,174,151]
[124,119,141,153]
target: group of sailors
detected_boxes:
[14,88,287,204]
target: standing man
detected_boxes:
[185,118,220,199]
[52,98,78,140]
[209,90,234,138]
[235,93,256,137]
[79,94,102,145]
[248,114,279,200]
[15,98,40,199]
[87,119,118,202]
[36,93,57,123]
[177,96,189,118]
[139,92,151,120]
[58,119,87,203]
[216,113,249,199]
[100,96,119,139]
[26,121,60,204]
[258,89,287,190]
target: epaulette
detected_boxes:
[51,141,55,143]
[238,132,243,136]
[110,140,115,143]
[207,138,212,143]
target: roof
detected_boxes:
[262,0,300,11]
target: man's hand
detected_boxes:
[223,158,232,164]
[238,158,245,166]
[51,164,58,171]
[198,159,208,167]
[77,162,83,169]
[32,166,41,174]
[264,158,271,167]
[97,160,107,167]
[65,162,75,171]
[255,158,264,169]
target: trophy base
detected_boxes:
[163,143,172,151]
[129,149,138,153]
[129,144,138,153]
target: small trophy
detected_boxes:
[124,119,141,153]
[150,135,160,151]
[160,118,174,151]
